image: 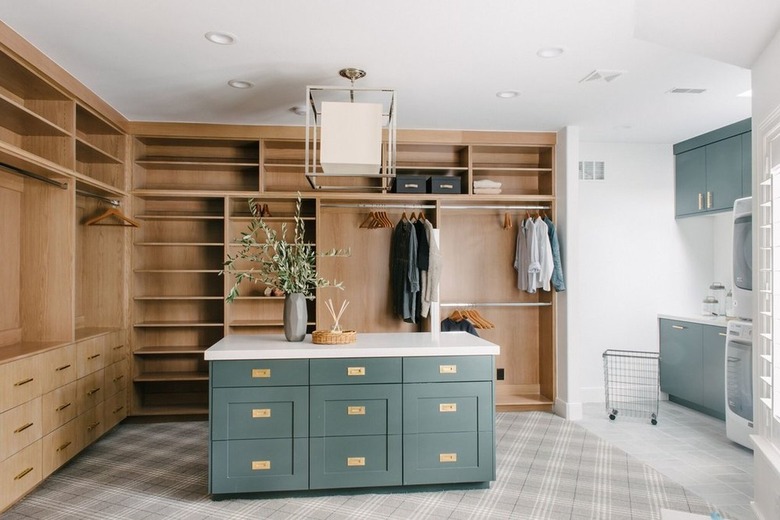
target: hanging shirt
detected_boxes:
[514,217,531,291]
[421,219,441,318]
[544,216,565,292]
[531,217,554,292]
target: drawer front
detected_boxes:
[403,431,493,485]
[42,381,78,435]
[0,440,41,512]
[107,336,127,365]
[0,355,42,413]
[310,357,401,385]
[211,386,308,440]
[42,419,79,478]
[77,369,105,414]
[309,435,402,490]
[104,360,128,398]
[78,401,105,448]
[210,438,308,494]
[76,336,107,378]
[310,384,401,437]
[403,356,493,383]
[0,397,42,461]
[103,390,127,432]
[211,359,309,388]
[40,344,77,394]
[403,382,492,434]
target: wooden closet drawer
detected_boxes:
[103,390,127,432]
[104,360,128,398]
[40,344,77,394]
[42,419,79,478]
[0,355,42,413]
[42,381,78,435]
[0,440,41,512]
[77,369,105,414]
[76,337,107,378]
[0,397,42,461]
[77,401,104,447]
[107,337,127,365]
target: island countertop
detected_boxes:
[204,331,500,361]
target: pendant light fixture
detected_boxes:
[305,68,396,191]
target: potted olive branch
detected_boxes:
[220,196,350,341]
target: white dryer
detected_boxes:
[725,319,753,449]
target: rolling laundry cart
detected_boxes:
[602,349,660,425]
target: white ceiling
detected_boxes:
[1,0,779,143]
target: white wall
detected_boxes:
[574,142,718,402]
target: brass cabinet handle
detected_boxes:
[55,364,72,372]
[439,403,457,413]
[56,441,72,452]
[671,325,686,330]
[87,353,101,360]
[112,375,125,382]
[439,364,457,374]
[112,406,125,415]
[698,193,703,210]
[14,467,34,480]
[113,345,124,351]
[87,387,101,396]
[14,377,34,387]
[347,406,366,415]
[439,453,457,463]
[87,421,101,432]
[719,332,727,337]
[251,460,270,471]
[252,408,271,418]
[347,457,365,467]
[707,191,713,209]
[347,367,365,376]
[55,402,72,412]
[252,368,271,378]
[14,422,34,434]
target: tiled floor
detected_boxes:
[579,401,755,520]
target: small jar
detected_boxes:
[725,290,735,318]
[709,283,726,316]
[702,296,718,316]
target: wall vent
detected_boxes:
[579,69,625,83]
[579,161,605,181]
[668,87,707,94]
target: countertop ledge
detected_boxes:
[657,314,735,327]
[204,331,500,361]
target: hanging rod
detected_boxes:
[440,204,550,211]
[0,162,68,190]
[440,302,553,308]
[321,203,437,209]
[75,189,120,207]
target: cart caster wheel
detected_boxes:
[609,414,616,421]
[651,419,657,425]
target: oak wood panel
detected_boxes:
[0,174,21,342]
[39,343,76,394]
[0,439,41,512]
[41,419,78,478]
[0,355,41,413]
[76,369,104,415]
[0,397,41,461]
[103,389,127,431]
[41,381,77,436]
[104,360,128,398]
[76,336,107,378]
[76,401,104,448]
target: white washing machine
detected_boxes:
[725,319,753,449]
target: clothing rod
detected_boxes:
[440,302,553,308]
[75,189,120,207]
[440,204,550,211]
[0,162,68,190]
[320,203,437,209]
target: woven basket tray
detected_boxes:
[312,330,357,345]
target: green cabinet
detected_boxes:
[673,118,751,218]
[659,319,726,419]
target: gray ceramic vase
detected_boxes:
[283,293,307,342]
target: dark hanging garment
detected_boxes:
[440,317,480,337]
[413,219,429,319]
[390,219,419,322]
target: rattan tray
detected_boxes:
[312,330,357,345]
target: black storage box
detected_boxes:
[393,175,428,193]
[428,176,462,194]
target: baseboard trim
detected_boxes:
[554,398,583,420]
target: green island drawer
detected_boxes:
[403,356,493,383]
[211,386,308,440]
[403,382,492,434]
[211,359,309,387]
[310,384,401,437]
[210,438,308,494]
[310,357,401,385]
[403,431,493,485]
[309,434,402,489]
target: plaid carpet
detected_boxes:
[3,412,719,520]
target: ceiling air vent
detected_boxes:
[579,69,625,83]
[668,88,707,94]
[579,161,605,181]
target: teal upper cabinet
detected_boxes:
[674,118,751,218]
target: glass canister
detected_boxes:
[702,296,718,316]
[709,282,726,316]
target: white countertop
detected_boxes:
[657,314,732,327]
[204,331,500,361]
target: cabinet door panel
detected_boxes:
[659,319,703,404]
[701,325,727,419]
[675,147,706,217]
[309,435,402,489]
[212,386,308,440]
[403,431,492,485]
[705,135,743,212]
[310,384,401,437]
[211,438,308,493]
[403,382,492,434]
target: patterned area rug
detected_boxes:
[4,412,719,519]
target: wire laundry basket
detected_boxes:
[602,349,660,425]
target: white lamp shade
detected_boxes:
[320,101,382,174]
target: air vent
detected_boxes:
[579,161,605,181]
[579,70,625,83]
[668,88,707,94]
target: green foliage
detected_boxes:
[220,196,350,303]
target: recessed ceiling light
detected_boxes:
[205,31,236,45]
[291,106,307,116]
[537,47,564,58]
[496,90,519,99]
[228,79,254,89]
[738,89,752,98]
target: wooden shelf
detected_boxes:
[0,92,71,137]
[134,321,224,328]
[134,296,223,301]
[134,345,209,355]
[134,269,222,273]
[135,213,224,220]
[134,242,224,247]
[76,138,123,164]
[130,404,208,417]
[134,371,209,382]
[136,159,259,170]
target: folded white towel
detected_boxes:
[473,187,502,195]
[473,179,502,188]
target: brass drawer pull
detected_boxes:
[56,441,72,452]
[55,364,72,372]
[14,377,34,387]
[112,406,125,415]
[14,467,34,481]
[87,353,101,360]
[87,421,101,432]
[252,460,270,471]
[55,402,72,412]
[252,408,271,418]
[87,387,101,396]
[671,325,686,330]
[439,364,457,374]
[14,422,34,434]
[347,406,366,415]
[113,345,124,351]
[439,403,457,413]
[347,366,365,376]
[113,375,125,382]
[439,453,457,463]
[347,457,365,467]
[252,368,271,378]
[719,332,727,337]
[698,193,703,210]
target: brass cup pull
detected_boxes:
[56,441,72,452]
[87,387,101,396]
[87,421,101,432]
[719,332,727,337]
[14,422,34,434]
[439,453,458,463]
[252,460,271,471]
[347,457,365,467]
[55,364,71,372]
[347,406,366,415]
[87,353,101,360]
[252,368,271,378]
[439,403,457,413]
[14,467,34,481]
[347,366,365,376]
[439,364,457,374]
[55,402,72,412]
[14,377,34,387]
[252,408,271,418]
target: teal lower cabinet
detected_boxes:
[211,438,309,493]
[404,431,494,485]
[310,435,402,489]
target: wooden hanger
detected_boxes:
[503,212,512,230]
[419,211,426,222]
[359,211,374,228]
[85,207,140,228]
[381,212,393,227]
